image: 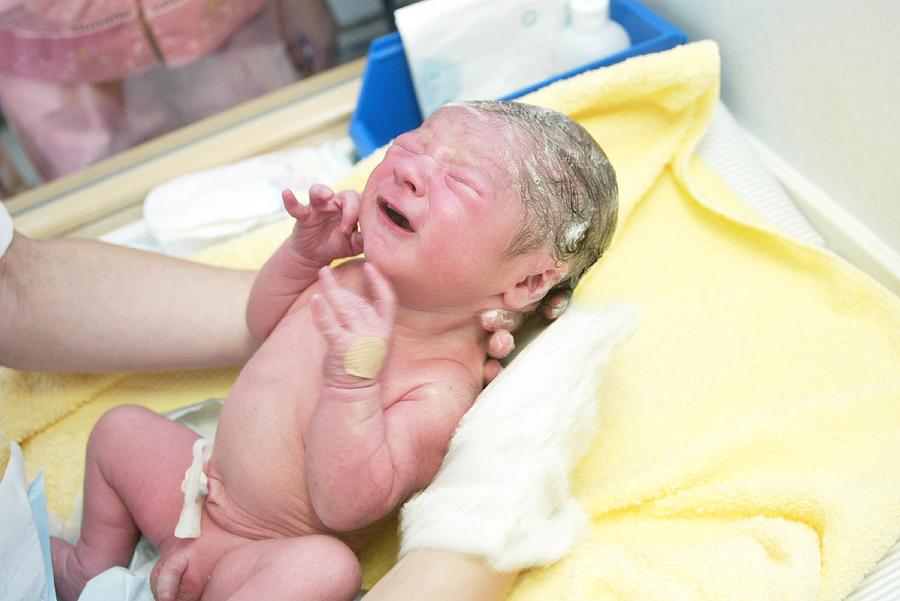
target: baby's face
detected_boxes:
[359,107,530,310]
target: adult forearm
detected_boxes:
[365,549,515,601]
[0,233,257,372]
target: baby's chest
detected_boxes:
[244,306,420,410]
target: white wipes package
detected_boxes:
[0,443,53,601]
[395,0,566,117]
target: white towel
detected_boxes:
[400,303,637,570]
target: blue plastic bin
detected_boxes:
[349,0,687,157]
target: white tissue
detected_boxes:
[144,141,353,255]
[395,0,566,117]
[0,443,51,601]
[80,566,155,601]
[400,303,638,570]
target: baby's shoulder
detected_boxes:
[393,357,481,409]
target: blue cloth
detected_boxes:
[28,472,57,601]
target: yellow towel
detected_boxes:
[3,41,900,599]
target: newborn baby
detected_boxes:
[51,100,618,601]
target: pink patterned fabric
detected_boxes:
[0,0,266,83]
[0,1,300,179]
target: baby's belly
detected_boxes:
[203,455,321,540]
[205,314,328,539]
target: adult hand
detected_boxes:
[478,288,573,385]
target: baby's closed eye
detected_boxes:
[446,172,482,197]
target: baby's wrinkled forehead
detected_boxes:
[418,105,527,174]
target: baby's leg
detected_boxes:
[52,405,200,601]
[201,535,362,601]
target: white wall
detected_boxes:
[641,0,900,252]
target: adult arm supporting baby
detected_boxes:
[365,549,515,601]
[0,184,521,375]
[0,231,257,373]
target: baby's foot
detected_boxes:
[150,551,190,601]
[51,537,90,601]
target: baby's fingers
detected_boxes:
[335,190,361,234]
[318,267,374,326]
[308,183,335,210]
[310,293,344,345]
[364,263,396,324]
[350,231,364,256]
[282,189,309,220]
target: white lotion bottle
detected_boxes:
[554,0,631,72]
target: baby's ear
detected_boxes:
[502,262,568,311]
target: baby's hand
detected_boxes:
[311,264,396,388]
[283,184,364,267]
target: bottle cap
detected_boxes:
[570,0,611,32]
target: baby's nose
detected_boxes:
[394,160,426,196]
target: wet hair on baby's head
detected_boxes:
[445,100,618,292]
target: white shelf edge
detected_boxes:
[746,134,900,298]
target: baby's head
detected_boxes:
[359,100,617,313]
[459,100,618,294]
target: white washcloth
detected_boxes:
[144,141,353,255]
[401,303,637,570]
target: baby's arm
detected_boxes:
[307,365,476,532]
[247,185,363,340]
[304,266,477,531]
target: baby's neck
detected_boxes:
[390,303,488,356]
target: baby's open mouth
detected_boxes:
[378,198,415,232]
